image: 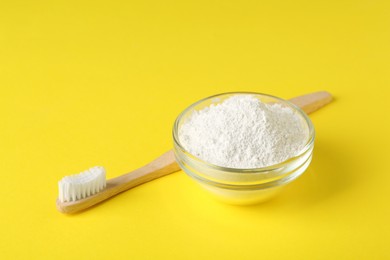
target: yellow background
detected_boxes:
[1,0,389,259]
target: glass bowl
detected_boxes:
[172,92,315,205]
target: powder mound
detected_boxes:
[178,95,309,169]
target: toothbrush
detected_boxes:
[57,150,180,214]
[56,91,333,214]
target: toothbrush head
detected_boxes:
[58,166,106,203]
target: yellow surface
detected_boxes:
[0,0,389,259]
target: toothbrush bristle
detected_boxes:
[58,166,106,203]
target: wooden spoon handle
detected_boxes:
[56,91,333,214]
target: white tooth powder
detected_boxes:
[178,95,309,169]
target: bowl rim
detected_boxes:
[172,91,315,173]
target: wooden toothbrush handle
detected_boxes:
[56,150,180,214]
[56,91,333,214]
[289,91,333,114]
